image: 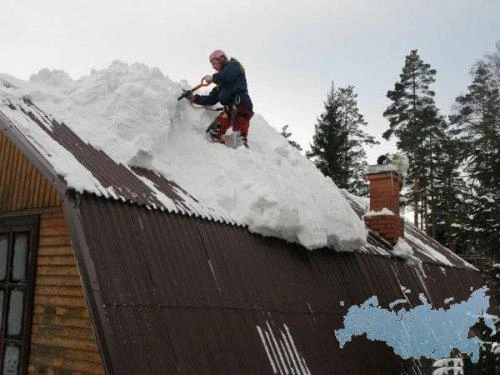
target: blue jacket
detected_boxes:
[194,58,253,110]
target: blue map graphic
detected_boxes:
[334,287,493,362]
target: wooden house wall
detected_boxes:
[0,132,104,374]
[0,132,61,213]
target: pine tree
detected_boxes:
[449,54,500,257]
[280,125,303,151]
[449,43,500,374]
[429,129,468,251]
[486,41,500,81]
[383,50,441,228]
[307,83,377,196]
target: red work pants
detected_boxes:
[217,105,254,142]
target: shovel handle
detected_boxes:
[178,76,212,100]
[198,76,212,88]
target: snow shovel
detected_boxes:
[177,76,211,101]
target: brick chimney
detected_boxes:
[363,164,404,245]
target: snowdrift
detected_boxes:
[0,61,367,251]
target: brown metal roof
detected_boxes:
[64,194,485,375]
[1,94,488,373]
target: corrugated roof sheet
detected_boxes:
[67,194,485,375]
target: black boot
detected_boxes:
[205,121,221,142]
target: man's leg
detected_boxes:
[235,105,253,136]
[235,116,250,146]
[206,112,231,142]
[217,113,232,143]
[233,106,253,147]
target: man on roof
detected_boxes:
[188,50,254,147]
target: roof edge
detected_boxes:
[61,193,114,374]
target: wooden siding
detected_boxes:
[0,131,104,374]
[0,132,61,213]
[30,211,104,374]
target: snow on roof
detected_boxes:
[0,61,367,251]
[342,191,477,270]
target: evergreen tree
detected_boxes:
[307,83,377,196]
[429,130,469,251]
[449,47,499,374]
[486,41,500,81]
[449,54,500,257]
[280,125,303,151]
[383,50,442,228]
[436,43,500,374]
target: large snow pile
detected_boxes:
[0,60,367,251]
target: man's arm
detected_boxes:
[193,87,219,106]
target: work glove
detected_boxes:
[203,75,213,84]
[187,93,195,103]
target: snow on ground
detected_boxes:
[0,61,367,251]
[433,358,463,369]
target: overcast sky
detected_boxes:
[1,0,499,163]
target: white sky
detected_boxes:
[1,0,499,163]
